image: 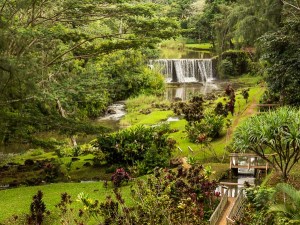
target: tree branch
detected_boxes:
[45,33,137,67]
[0,96,36,105]
[0,0,8,14]
[282,0,300,11]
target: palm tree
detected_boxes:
[268,183,300,223]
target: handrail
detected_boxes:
[226,189,246,225]
[209,188,229,225]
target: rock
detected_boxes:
[107,109,116,114]
[174,97,182,102]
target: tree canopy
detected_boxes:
[258,2,300,105]
[232,107,300,181]
[0,0,179,145]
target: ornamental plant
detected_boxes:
[27,190,48,225]
[111,168,131,187]
[186,112,224,143]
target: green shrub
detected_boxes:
[94,124,176,175]
[219,59,234,77]
[218,50,251,77]
[172,95,205,122]
[93,151,106,167]
[186,113,224,143]
[55,145,84,158]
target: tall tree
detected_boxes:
[227,0,283,48]
[0,0,179,145]
[258,1,300,105]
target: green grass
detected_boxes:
[120,94,173,127]
[0,182,132,223]
[185,43,213,50]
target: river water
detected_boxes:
[165,79,248,101]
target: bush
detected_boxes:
[94,124,176,175]
[27,148,45,156]
[186,113,224,143]
[111,168,131,187]
[76,165,220,225]
[172,95,205,122]
[27,190,48,225]
[218,50,251,78]
[219,59,234,77]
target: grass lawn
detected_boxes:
[0,181,132,223]
[185,43,213,50]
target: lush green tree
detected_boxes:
[258,3,300,105]
[226,0,282,48]
[0,0,179,145]
[188,0,282,51]
[232,107,300,181]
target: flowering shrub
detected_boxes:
[131,165,220,224]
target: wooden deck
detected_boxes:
[229,153,276,171]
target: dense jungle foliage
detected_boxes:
[1,0,300,224]
[1,0,299,146]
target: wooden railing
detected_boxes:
[256,104,279,112]
[209,188,229,225]
[226,189,246,225]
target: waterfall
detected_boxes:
[150,59,214,83]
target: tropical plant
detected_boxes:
[186,113,224,143]
[268,183,300,224]
[232,107,300,181]
[56,192,87,225]
[111,168,131,187]
[172,95,205,123]
[94,124,176,174]
[27,191,48,225]
[77,165,220,225]
[238,186,275,225]
[242,89,250,103]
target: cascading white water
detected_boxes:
[150,58,214,83]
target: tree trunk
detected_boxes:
[56,99,77,147]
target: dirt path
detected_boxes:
[227,88,264,139]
